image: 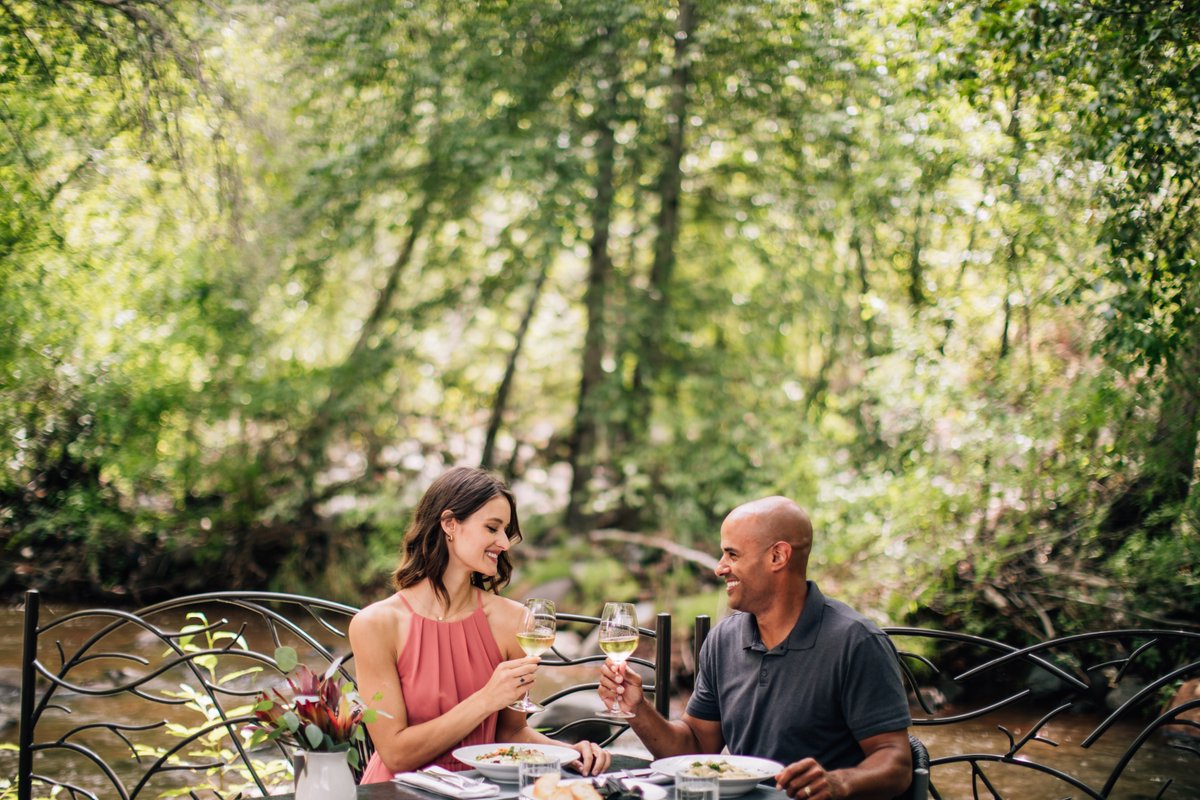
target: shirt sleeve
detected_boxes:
[841,629,911,741]
[685,632,721,721]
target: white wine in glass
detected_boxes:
[510,598,556,713]
[597,601,639,719]
[517,628,556,657]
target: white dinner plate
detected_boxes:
[520,778,667,800]
[649,755,783,798]
[453,743,581,783]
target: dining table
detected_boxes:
[271,753,796,796]
[268,754,658,800]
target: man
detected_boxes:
[599,497,912,800]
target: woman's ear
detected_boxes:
[440,509,457,537]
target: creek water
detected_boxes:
[2,603,1197,799]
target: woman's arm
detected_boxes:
[350,601,540,774]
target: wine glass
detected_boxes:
[509,598,556,712]
[597,601,639,719]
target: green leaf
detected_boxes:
[304,723,324,749]
[219,666,263,685]
[275,646,299,673]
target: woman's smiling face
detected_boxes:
[445,494,512,575]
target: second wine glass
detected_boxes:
[510,597,556,713]
[597,601,639,719]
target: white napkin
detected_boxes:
[395,766,501,798]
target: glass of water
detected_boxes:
[518,757,562,796]
[675,774,719,800]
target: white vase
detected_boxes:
[294,750,356,800]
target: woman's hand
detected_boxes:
[569,740,611,775]
[482,655,541,711]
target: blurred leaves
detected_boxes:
[0,0,1195,633]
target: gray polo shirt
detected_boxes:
[685,582,910,770]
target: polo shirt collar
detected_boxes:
[741,580,826,653]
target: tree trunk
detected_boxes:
[941,198,983,353]
[297,200,432,507]
[998,84,1024,363]
[999,250,1013,361]
[626,0,695,441]
[481,251,551,470]
[908,197,925,308]
[849,222,877,359]
[565,64,619,533]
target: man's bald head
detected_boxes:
[724,496,813,569]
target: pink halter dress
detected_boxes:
[359,590,504,782]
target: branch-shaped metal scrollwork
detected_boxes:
[886,626,1200,798]
[20,591,363,800]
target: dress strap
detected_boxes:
[396,591,416,613]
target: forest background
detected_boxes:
[2,0,1197,646]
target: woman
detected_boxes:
[352,466,612,781]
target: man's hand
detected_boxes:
[775,730,911,799]
[775,758,842,800]
[598,658,644,713]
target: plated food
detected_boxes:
[452,743,581,782]
[679,761,763,779]
[649,755,784,798]
[474,745,562,765]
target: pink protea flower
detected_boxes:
[249,648,377,768]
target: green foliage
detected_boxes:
[150,613,290,797]
[1,0,1196,644]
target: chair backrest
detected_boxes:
[693,613,1200,799]
[532,612,672,746]
[18,589,364,800]
[893,735,929,800]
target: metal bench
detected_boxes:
[16,590,673,800]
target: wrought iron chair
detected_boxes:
[896,734,929,800]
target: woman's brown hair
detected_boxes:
[392,466,522,609]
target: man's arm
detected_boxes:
[774,729,911,800]
[598,661,725,757]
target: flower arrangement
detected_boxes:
[249,646,378,768]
